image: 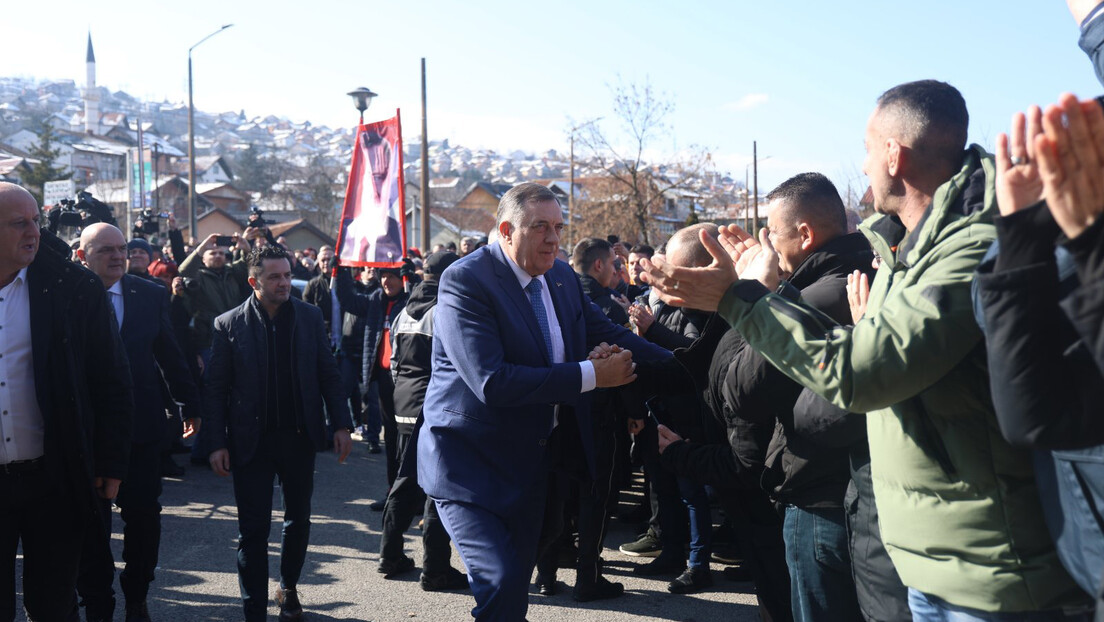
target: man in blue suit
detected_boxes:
[75,223,201,622]
[418,183,671,621]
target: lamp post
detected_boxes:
[188,23,233,241]
[347,87,378,125]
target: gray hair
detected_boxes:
[496,182,560,229]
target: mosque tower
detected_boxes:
[83,33,100,134]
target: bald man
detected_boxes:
[76,223,199,622]
[0,183,132,621]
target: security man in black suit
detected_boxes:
[76,223,201,622]
[205,244,353,622]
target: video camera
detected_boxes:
[133,208,171,236]
[45,190,117,234]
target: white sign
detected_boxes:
[43,179,75,206]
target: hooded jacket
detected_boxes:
[715,145,1085,612]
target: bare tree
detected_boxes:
[572,78,712,245]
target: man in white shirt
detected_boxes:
[0,183,132,621]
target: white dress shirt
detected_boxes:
[502,251,596,393]
[0,267,45,462]
[107,280,124,331]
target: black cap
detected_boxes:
[424,251,460,276]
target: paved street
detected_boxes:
[18,441,760,621]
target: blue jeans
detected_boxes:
[907,588,1092,622]
[783,505,861,622]
[676,477,711,569]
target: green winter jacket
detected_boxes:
[717,145,1086,612]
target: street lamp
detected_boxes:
[188,23,233,241]
[347,87,378,124]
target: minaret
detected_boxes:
[83,33,100,134]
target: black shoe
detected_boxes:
[667,566,713,594]
[534,571,557,596]
[378,555,416,578]
[275,587,303,622]
[367,441,382,454]
[420,567,469,592]
[573,576,624,602]
[124,601,152,622]
[618,530,662,557]
[369,498,386,512]
[632,553,686,577]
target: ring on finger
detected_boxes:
[673,280,680,291]
[1011,155,1027,166]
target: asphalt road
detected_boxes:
[17,441,761,621]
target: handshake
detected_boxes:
[587,342,638,388]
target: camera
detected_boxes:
[45,190,116,234]
[247,206,266,228]
[133,208,162,236]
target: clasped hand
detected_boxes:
[587,342,637,388]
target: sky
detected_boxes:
[4,0,1102,195]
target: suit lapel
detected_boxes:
[545,267,576,362]
[489,243,550,365]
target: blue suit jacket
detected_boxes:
[418,243,670,518]
[119,274,201,444]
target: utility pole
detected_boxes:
[752,140,759,237]
[420,58,430,251]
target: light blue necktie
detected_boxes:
[525,279,553,362]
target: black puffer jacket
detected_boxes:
[579,273,629,327]
[760,232,874,508]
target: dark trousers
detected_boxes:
[231,430,316,622]
[723,491,792,622]
[435,492,546,622]
[783,505,861,622]
[338,355,363,428]
[536,412,618,586]
[78,441,164,617]
[0,466,83,622]
[380,430,452,575]
[376,371,399,486]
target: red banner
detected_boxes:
[335,110,407,267]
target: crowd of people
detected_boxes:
[1,4,1104,622]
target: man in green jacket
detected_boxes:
[641,80,1090,619]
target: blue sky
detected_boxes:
[5,0,1101,194]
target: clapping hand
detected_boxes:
[1036,93,1104,239]
[641,228,737,311]
[719,225,781,291]
[846,270,870,323]
[996,106,1045,216]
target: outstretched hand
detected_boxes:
[1036,93,1104,239]
[995,106,1045,216]
[640,228,737,311]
